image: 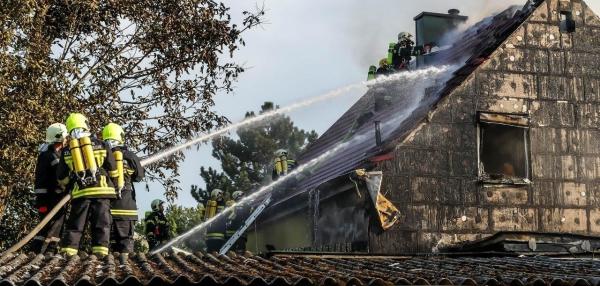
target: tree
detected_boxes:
[0,0,263,226]
[192,102,318,202]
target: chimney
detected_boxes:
[413,9,468,47]
[375,121,382,147]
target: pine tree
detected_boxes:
[192,102,318,202]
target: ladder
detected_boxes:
[218,195,272,255]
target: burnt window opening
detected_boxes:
[560,11,576,33]
[478,113,530,184]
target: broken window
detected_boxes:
[560,11,576,33]
[478,112,530,183]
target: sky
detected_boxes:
[135,0,600,215]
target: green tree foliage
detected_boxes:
[165,204,206,251]
[191,102,318,203]
[0,0,263,245]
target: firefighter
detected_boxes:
[102,123,145,254]
[58,113,118,257]
[271,149,298,181]
[375,58,394,77]
[31,123,69,254]
[205,188,226,253]
[225,191,251,253]
[145,199,171,250]
[392,32,415,70]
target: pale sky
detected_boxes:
[136,0,600,215]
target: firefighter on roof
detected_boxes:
[145,199,171,250]
[392,32,415,70]
[225,190,252,253]
[58,113,118,257]
[102,123,145,254]
[205,188,226,252]
[271,149,297,181]
[375,58,394,77]
[31,123,69,254]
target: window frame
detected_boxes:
[476,111,531,185]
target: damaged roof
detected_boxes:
[3,251,600,286]
[291,1,538,195]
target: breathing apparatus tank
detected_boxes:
[114,150,125,191]
[367,65,376,80]
[65,113,98,186]
[205,200,217,220]
[387,42,396,65]
[274,149,289,176]
[68,138,86,177]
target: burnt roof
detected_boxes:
[3,251,600,286]
[287,1,537,198]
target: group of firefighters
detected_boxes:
[367,32,430,80]
[31,112,298,256]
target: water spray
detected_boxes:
[140,66,449,167]
[0,66,450,259]
[151,65,452,254]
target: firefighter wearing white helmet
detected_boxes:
[225,190,251,253]
[145,199,170,250]
[393,32,415,70]
[31,123,69,254]
[272,149,298,181]
[205,188,227,252]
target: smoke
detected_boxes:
[338,0,526,70]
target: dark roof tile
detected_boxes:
[4,252,600,285]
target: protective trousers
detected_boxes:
[206,236,225,253]
[61,198,111,256]
[111,220,134,253]
[31,208,66,254]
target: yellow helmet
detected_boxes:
[65,113,89,132]
[379,58,388,68]
[102,123,125,143]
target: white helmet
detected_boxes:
[211,189,224,198]
[45,123,68,143]
[398,32,413,41]
[274,149,288,157]
[232,191,244,201]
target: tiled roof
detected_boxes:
[290,1,537,195]
[3,251,600,286]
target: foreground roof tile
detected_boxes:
[3,252,600,286]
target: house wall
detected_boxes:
[370,0,600,253]
[246,208,312,253]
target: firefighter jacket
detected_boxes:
[206,200,226,241]
[34,146,67,211]
[110,147,145,221]
[57,137,118,199]
[225,202,252,238]
[145,211,170,243]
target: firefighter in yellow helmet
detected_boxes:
[31,123,69,254]
[272,149,297,181]
[102,123,145,254]
[205,188,226,252]
[375,58,393,77]
[58,113,118,257]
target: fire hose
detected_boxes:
[0,157,153,259]
[0,194,72,259]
